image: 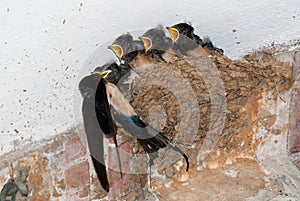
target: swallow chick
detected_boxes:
[167,22,223,56]
[108,33,151,68]
[94,62,132,85]
[94,62,139,103]
[79,70,122,192]
[139,26,175,63]
[166,23,209,57]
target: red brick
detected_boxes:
[295,157,300,170]
[108,175,127,200]
[65,161,90,201]
[289,128,300,154]
[108,135,131,170]
[65,135,86,163]
[77,128,87,149]
[293,50,300,77]
[108,135,131,200]
[288,50,300,171]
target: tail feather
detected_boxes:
[91,156,109,192]
[169,144,189,171]
[112,135,123,177]
[137,133,189,171]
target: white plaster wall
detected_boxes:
[0,0,299,154]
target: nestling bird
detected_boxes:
[166,22,223,57]
[94,62,139,99]
[166,23,209,57]
[139,26,175,62]
[108,33,151,68]
[95,62,132,85]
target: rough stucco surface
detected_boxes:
[1,0,300,154]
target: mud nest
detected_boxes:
[94,51,293,200]
[129,52,292,148]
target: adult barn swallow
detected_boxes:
[167,23,223,56]
[80,68,189,191]
[139,26,174,62]
[108,33,151,68]
[79,70,122,192]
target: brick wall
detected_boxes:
[0,127,140,200]
[288,51,300,169]
[0,128,107,200]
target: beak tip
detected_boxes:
[140,37,152,52]
[108,44,123,59]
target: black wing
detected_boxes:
[95,78,123,178]
[95,78,116,135]
[80,75,122,192]
[113,111,189,171]
[82,97,109,191]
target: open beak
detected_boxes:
[91,70,112,79]
[140,36,152,53]
[166,27,179,43]
[108,45,123,59]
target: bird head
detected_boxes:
[79,70,112,98]
[139,36,152,53]
[140,27,172,52]
[166,27,180,43]
[79,75,97,98]
[91,70,112,78]
[167,23,195,43]
[108,34,139,62]
[108,44,123,60]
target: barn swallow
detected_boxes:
[108,33,151,68]
[92,67,189,170]
[101,76,190,172]
[80,67,189,191]
[167,23,223,57]
[94,62,132,85]
[79,70,122,192]
[139,26,175,62]
[166,23,209,57]
[94,62,139,100]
